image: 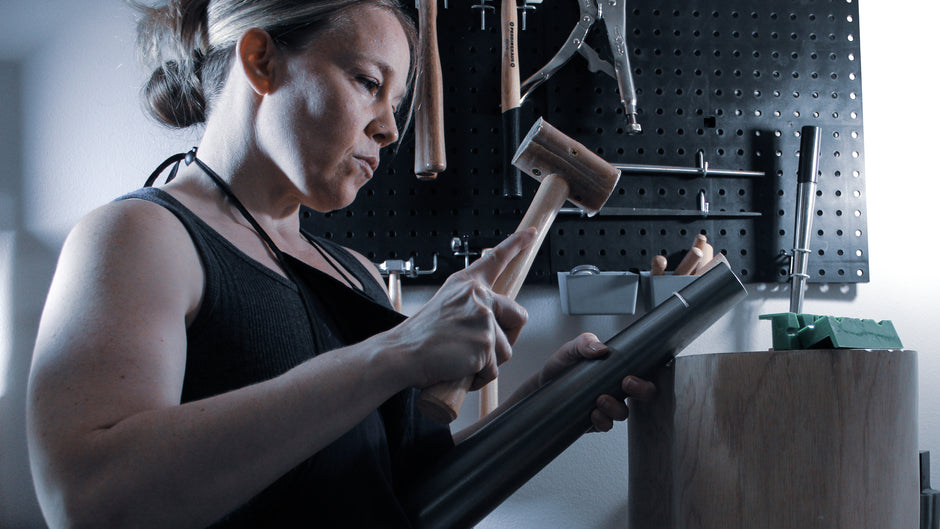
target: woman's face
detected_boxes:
[256,5,411,212]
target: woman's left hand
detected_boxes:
[538,332,657,433]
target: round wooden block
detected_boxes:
[628,349,918,529]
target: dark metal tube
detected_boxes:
[407,262,747,529]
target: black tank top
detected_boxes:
[117,187,452,528]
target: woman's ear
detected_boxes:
[236,28,279,95]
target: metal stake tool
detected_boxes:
[789,126,822,313]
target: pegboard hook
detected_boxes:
[377,254,439,278]
[695,150,710,178]
[451,236,481,269]
[470,0,495,30]
[518,1,539,30]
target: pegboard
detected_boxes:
[301,0,868,285]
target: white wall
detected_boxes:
[0,1,937,527]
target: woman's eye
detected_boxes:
[358,76,381,94]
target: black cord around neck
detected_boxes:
[144,148,353,354]
[146,148,360,292]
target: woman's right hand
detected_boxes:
[387,228,537,390]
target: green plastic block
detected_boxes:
[759,312,904,350]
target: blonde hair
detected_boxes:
[134,0,418,129]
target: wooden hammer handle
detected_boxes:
[388,271,403,313]
[492,174,568,297]
[500,0,520,113]
[500,0,522,198]
[417,175,570,423]
[414,0,446,179]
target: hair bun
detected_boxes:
[143,60,207,128]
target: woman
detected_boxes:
[26,0,654,527]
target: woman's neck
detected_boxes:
[167,125,304,242]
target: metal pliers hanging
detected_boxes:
[520,0,641,133]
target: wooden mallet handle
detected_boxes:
[651,255,668,276]
[674,247,703,275]
[388,271,403,313]
[414,0,446,179]
[417,176,570,423]
[417,119,621,423]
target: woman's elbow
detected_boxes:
[28,441,135,529]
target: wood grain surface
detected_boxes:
[628,349,918,529]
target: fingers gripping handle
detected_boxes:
[417,176,571,423]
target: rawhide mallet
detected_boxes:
[417,117,621,423]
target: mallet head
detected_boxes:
[512,118,621,215]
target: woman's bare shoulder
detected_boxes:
[54,196,205,324]
[64,196,199,265]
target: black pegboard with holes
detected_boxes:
[300,0,868,285]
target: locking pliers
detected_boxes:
[520,0,641,133]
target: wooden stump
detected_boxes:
[628,349,918,529]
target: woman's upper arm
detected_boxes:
[28,200,203,454]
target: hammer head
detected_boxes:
[511,118,621,215]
